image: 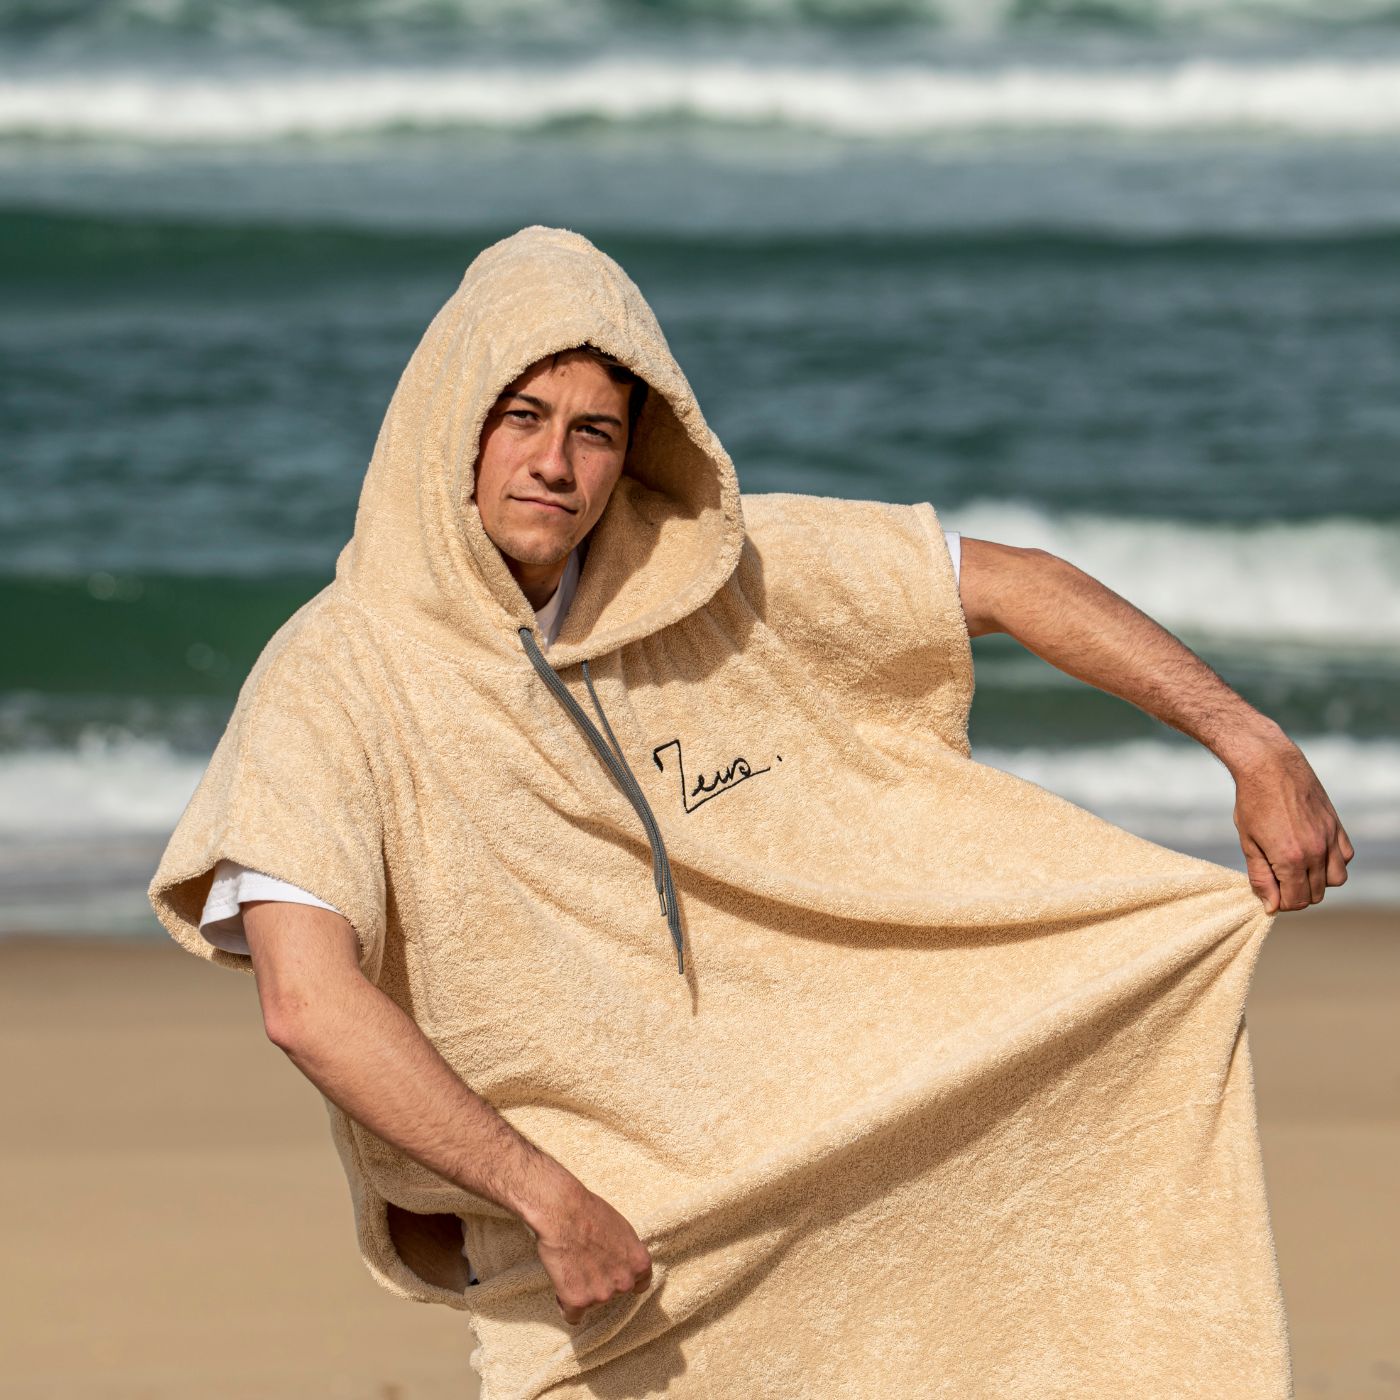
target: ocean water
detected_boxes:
[3,0,1398,931]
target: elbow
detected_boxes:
[261,1007,300,1054]
[260,991,317,1055]
[260,967,367,1056]
[244,906,366,1052]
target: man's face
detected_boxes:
[473,352,632,579]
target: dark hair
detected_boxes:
[549,343,650,445]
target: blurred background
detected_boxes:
[1,2,1397,1397]
[3,0,1399,930]
[2,0,1400,929]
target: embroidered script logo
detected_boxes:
[651,738,782,814]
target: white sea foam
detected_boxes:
[1,731,1394,922]
[943,502,1400,648]
[8,56,1400,144]
[0,732,204,839]
[3,727,1396,841]
[977,735,1400,901]
[977,734,1400,842]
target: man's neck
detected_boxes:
[508,553,569,612]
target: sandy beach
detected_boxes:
[1,905,1395,1400]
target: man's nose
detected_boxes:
[530,427,574,483]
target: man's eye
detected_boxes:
[580,424,609,439]
[506,409,535,422]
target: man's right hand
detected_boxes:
[528,1176,654,1326]
[242,901,653,1323]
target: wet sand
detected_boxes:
[1,905,1395,1399]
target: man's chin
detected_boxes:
[490,528,575,569]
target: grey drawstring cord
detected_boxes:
[518,626,685,975]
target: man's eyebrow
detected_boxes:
[498,391,623,428]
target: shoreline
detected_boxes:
[1,907,1395,1398]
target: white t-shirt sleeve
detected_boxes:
[944,530,961,586]
[199,857,343,956]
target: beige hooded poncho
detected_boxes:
[150,225,1291,1398]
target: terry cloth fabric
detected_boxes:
[194,542,591,960]
[193,536,961,959]
[150,225,1290,1399]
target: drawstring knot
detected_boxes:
[518,627,685,975]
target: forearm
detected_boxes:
[268,969,575,1236]
[961,540,1285,772]
[958,536,1353,909]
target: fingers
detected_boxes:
[1306,855,1327,905]
[535,1187,655,1328]
[1338,823,1356,863]
[1276,856,1312,912]
[1241,835,1280,914]
[1325,848,1349,888]
[1241,820,1354,913]
[1303,799,1355,902]
[1268,835,1318,911]
[1230,739,1362,910]
[554,1257,654,1326]
[1331,820,1356,883]
[1272,839,1339,911]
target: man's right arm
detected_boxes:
[242,899,652,1323]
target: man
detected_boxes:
[152,225,1348,1398]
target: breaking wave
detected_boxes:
[943,502,1400,648]
[8,56,1400,143]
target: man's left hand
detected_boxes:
[955,539,1356,913]
[1229,735,1354,913]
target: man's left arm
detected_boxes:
[956,537,1354,913]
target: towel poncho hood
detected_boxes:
[151,226,1292,1399]
[340,222,743,671]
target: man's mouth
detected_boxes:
[513,496,576,514]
